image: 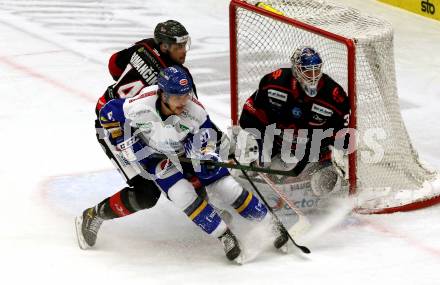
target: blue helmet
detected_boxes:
[291,46,323,97]
[158,66,193,96]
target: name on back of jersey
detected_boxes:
[130,52,157,85]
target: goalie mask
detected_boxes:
[291,46,323,97]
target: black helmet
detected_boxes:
[154,20,189,45]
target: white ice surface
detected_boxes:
[0,0,439,284]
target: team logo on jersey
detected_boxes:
[332,87,345,103]
[107,111,113,121]
[271,69,283,79]
[155,159,179,179]
[268,89,288,102]
[179,79,188,86]
[291,106,302,119]
[311,104,333,117]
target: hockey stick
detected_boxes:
[232,157,311,254]
[136,129,304,177]
[257,172,311,237]
[151,153,304,177]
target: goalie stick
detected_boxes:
[232,157,311,254]
[256,172,311,237]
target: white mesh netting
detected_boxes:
[230,0,440,213]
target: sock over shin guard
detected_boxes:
[96,181,161,220]
[168,179,227,238]
[232,189,268,221]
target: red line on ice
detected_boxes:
[364,219,440,259]
[0,56,94,102]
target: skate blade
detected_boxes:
[232,252,245,265]
[74,216,90,250]
[278,243,289,254]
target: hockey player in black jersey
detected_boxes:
[96,19,195,113]
[239,46,350,195]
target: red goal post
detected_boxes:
[228,0,440,214]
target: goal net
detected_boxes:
[229,0,440,214]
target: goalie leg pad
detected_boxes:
[310,162,342,197]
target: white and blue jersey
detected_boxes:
[98,85,268,239]
[98,85,228,187]
[99,85,209,153]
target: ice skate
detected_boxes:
[272,218,289,253]
[75,207,103,249]
[218,229,243,263]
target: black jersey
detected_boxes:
[95,38,196,115]
[239,68,350,158]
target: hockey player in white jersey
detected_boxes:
[75,66,289,262]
